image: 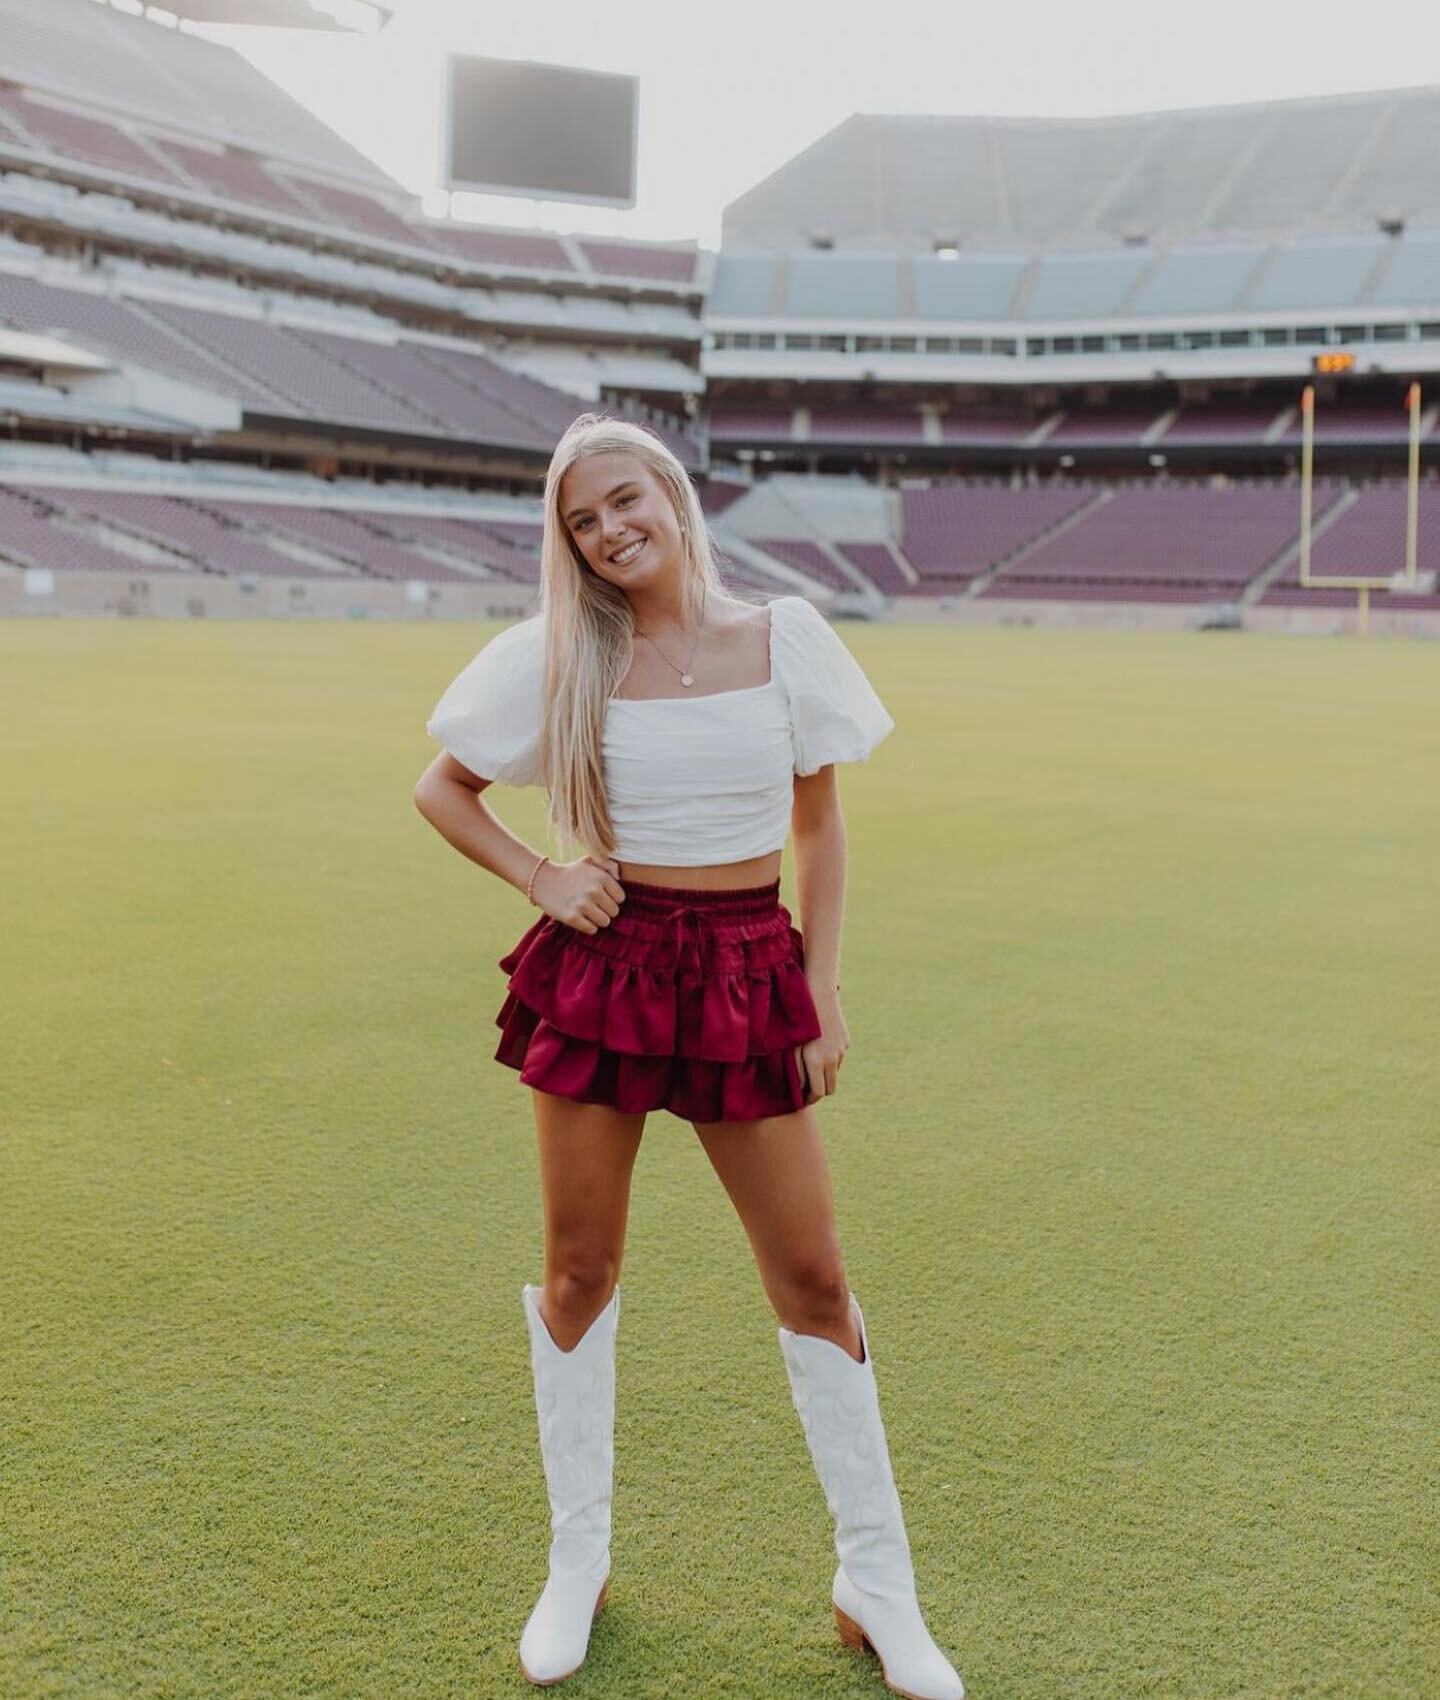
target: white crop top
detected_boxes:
[424,594,894,866]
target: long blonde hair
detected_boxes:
[536,413,751,860]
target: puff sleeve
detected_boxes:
[771,596,895,777]
[424,616,547,786]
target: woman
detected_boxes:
[413,414,964,1700]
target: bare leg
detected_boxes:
[691,1105,863,1361]
[700,1112,964,1696]
[516,1090,642,1686]
[531,1088,646,1351]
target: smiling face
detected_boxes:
[559,450,686,591]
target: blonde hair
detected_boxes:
[535,413,755,860]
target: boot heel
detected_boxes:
[592,1577,609,1619]
[835,1603,869,1656]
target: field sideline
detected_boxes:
[3,617,1435,1700]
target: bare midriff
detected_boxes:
[615,848,783,890]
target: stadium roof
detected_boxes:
[156,2,392,27]
[723,86,1440,256]
[0,0,401,190]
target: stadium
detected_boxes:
[6,9,1436,1700]
[2,0,1439,634]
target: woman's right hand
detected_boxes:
[532,855,626,934]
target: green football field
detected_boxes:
[3,616,1435,1700]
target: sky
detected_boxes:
[199,0,1440,248]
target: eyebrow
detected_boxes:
[565,480,637,523]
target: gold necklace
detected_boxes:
[636,587,707,687]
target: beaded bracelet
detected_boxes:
[525,853,550,905]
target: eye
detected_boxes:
[618,493,635,506]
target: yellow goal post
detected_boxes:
[1298,380,1435,632]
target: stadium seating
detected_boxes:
[710,407,795,441]
[1046,410,1164,446]
[0,258,705,456]
[721,94,1440,252]
[708,400,1427,455]
[1273,405,1423,445]
[0,0,700,304]
[1160,405,1287,444]
[1025,250,1154,320]
[1246,236,1388,313]
[0,481,191,574]
[912,255,1028,319]
[0,0,1434,629]
[808,410,925,442]
[1260,485,1440,609]
[139,298,445,430]
[1126,246,1267,316]
[218,502,494,583]
[751,539,858,592]
[56,487,353,579]
[707,234,1440,326]
[0,479,547,585]
[901,485,1096,583]
[696,479,749,516]
[578,239,697,284]
[836,543,912,593]
[0,0,395,187]
[5,463,1437,616]
[937,412,1037,445]
[981,484,1345,599]
[369,512,541,582]
[148,137,319,217]
[0,88,187,187]
[786,254,902,319]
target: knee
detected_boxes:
[546,1253,619,1319]
[775,1258,851,1333]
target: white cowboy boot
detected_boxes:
[779,1293,965,1700]
[517,1282,620,1686]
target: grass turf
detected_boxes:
[2,616,1435,1700]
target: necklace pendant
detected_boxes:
[680,672,694,687]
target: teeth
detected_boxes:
[610,538,645,564]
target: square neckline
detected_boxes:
[607,598,782,707]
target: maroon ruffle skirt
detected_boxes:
[493,877,823,1123]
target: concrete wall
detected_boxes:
[5,568,1437,640]
[0,568,538,622]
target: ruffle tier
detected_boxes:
[492,908,824,1123]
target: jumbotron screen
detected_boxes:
[442,53,638,208]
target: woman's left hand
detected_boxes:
[796,986,851,1103]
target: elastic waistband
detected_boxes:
[618,876,782,919]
